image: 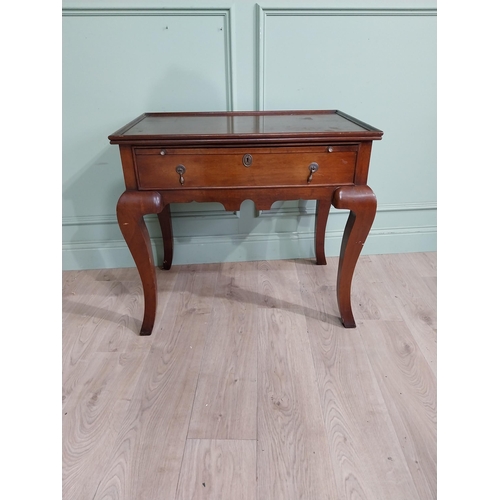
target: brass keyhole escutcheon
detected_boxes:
[307,162,319,183]
[176,164,186,185]
[242,154,253,167]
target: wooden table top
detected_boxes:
[109,110,383,145]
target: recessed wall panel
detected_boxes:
[260,11,436,205]
[63,12,231,220]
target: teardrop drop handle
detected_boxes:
[307,162,319,183]
[176,165,186,185]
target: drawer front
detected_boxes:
[134,146,357,190]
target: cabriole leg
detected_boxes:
[116,190,164,336]
[314,198,331,265]
[332,185,377,328]
[157,203,173,270]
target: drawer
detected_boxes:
[134,146,357,190]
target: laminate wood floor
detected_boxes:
[62,252,437,500]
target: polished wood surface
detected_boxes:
[109,110,382,144]
[109,110,383,335]
[333,185,378,327]
[62,253,436,499]
[134,146,357,190]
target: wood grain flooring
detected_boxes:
[62,252,437,500]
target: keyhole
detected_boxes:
[242,154,253,167]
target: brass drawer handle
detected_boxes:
[307,162,319,183]
[176,164,186,185]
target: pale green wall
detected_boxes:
[62,0,437,270]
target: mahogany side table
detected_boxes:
[109,110,383,335]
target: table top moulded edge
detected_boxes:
[108,110,383,146]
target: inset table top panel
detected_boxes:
[109,110,383,145]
